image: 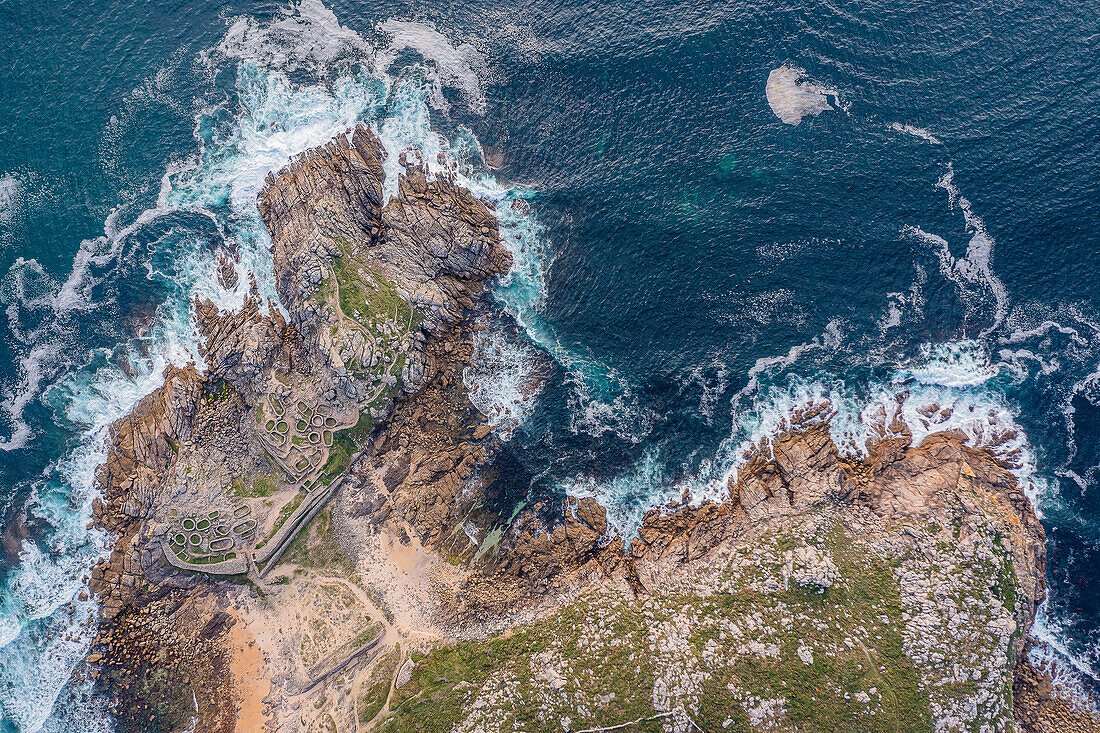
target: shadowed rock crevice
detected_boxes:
[85,127,1090,733]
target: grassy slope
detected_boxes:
[372,516,1021,733]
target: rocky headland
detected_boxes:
[83,127,1100,733]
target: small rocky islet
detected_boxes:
[83,127,1098,732]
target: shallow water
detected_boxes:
[1,0,1099,729]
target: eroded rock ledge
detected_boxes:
[84,128,1092,733]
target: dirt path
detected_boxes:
[854,636,901,733]
[226,612,272,733]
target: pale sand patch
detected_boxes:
[331,477,467,637]
[359,522,463,635]
[226,613,271,733]
[217,480,478,730]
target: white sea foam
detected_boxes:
[379,20,487,114]
[0,264,207,727]
[557,324,847,536]
[741,340,1037,496]
[939,164,1008,335]
[877,270,927,337]
[0,334,199,730]
[0,256,81,450]
[997,347,1062,378]
[1029,606,1100,716]
[34,677,112,733]
[0,173,23,225]
[890,122,942,145]
[0,5,519,730]
[879,295,904,332]
[765,64,842,126]
[728,320,842,407]
[464,321,544,440]
[902,165,1008,338]
[872,342,1032,485]
[1003,319,1091,347]
[216,0,374,75]
[56,172,183,315]
[0,165,198,453]
[461,172,649,442]
[0,342,57,452]
[560,448,672,542]
[906,340,999,387]
[681,361,730,424]
[0,408,111,730]
[0,259,58,450]
[566,338,1041,543]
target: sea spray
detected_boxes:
[0,11,544,731]
[0,174,23,227]
[464,318,546,440]
[559,448,672,542]
[1029,607,1100,714]
[559,339,1043,547]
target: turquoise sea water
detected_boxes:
[1,0,1099,729]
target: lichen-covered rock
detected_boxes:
[379,433,1048,733]
[84,127,1088,733]
[258,124,510,335]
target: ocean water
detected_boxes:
[1,0,1099,729]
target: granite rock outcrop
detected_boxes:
[84,127,1091,733]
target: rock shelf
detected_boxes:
[83,126,1087,733]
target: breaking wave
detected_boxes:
[890,122,942,145]
[464,318,545,440]
[3,2,1099,728]
[0,2,546,730]
[378,20,487,114]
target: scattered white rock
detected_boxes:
[395,658,414,689]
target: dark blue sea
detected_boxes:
[1,0,1098,729]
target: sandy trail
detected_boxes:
[226,612,272,733]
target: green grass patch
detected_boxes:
[375,520,934,733]
[311,272,336,307]
[331,256,418,333]
[281,506,354,574]
[322,410,377,482]
[359,647,401,724]
[230,473,279,498]
[688,523,932,733]
[377,597,657,733]
[268,490,304,538]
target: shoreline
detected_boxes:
[84,126,1098,732]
